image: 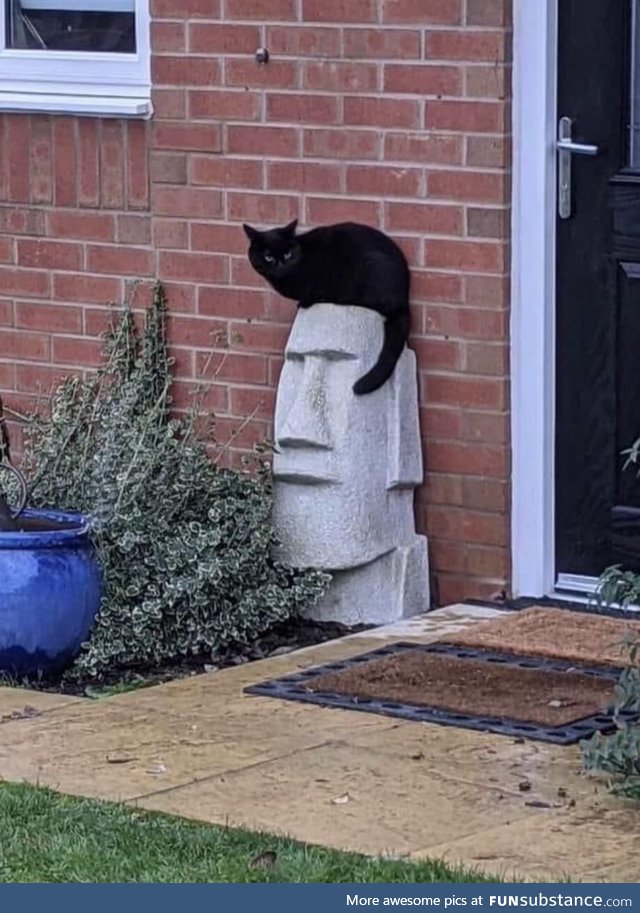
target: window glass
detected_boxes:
[5,0,135,52]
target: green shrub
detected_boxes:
[582,434,640,797]
[581,633,640,798]
[596,565,640,609]
[20,283,329,678]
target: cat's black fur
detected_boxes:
[242,219,410,395]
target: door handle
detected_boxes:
[556,140,599,155]
[557,116,599,219]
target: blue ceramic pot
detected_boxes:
[0,508,103,675]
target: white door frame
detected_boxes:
[511,1,639,607]
[510,0,558,597]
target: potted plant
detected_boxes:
[0,402,102,676]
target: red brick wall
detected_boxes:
[0,0,512,606]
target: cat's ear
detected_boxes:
[243,223,259,241]
[283,219,298,236]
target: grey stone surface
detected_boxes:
[272,303,429,624]
[307,535,430,626]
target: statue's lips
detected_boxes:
[273,468,337,485]
[273,450,338,485]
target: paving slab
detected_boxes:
[340,721,592,801]
[0,685,81,716]
[0,701,278,800]
[0,604,635,882]
[137,738,545,859]
[0,691,390,801]
[412,803,640,883]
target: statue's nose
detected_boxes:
[276,357,333,451]
[277,425,331,451]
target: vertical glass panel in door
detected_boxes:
[631,0,640,165]
[5,0,135,52]
[616,1,640,567]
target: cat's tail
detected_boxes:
[352,309,410,395]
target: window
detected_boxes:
[0,0,150,116]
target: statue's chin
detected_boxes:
[272,540,394,573]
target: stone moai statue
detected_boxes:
[271,303,429,626]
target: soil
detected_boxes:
[8,618,370,698]
[445,606,640,668]
[306,650,616,727]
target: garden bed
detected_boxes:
[0,287,336,697]
[3,618,368,698]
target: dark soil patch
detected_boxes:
[307,649,616,727]
[4,618,369,698]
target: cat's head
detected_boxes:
[243,219,301,279]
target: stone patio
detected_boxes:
[0,604,637,882]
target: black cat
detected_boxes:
[242,219,410,395]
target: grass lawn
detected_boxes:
[0,782,496,884]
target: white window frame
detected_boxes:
[0,0,151,117]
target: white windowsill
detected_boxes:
[0,89,151,116]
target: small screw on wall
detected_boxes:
[255,47,270,64]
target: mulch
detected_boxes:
[9,618,369,697]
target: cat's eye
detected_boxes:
[263,253,275,263]
[283,251,293,261]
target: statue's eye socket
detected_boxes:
[263,252,275,263]
[283,251,293,261]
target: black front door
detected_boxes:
[556,0,640,581]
